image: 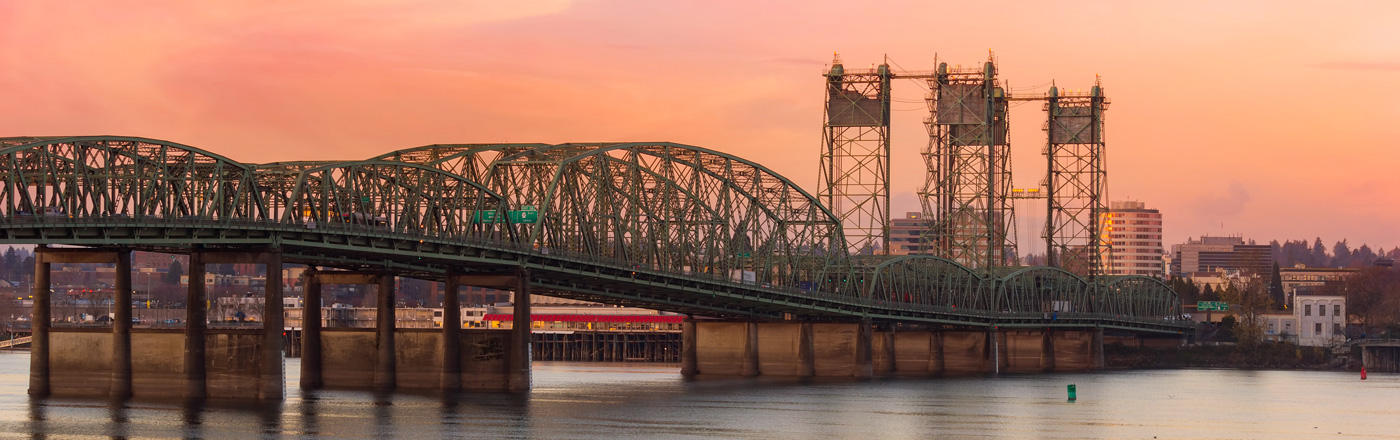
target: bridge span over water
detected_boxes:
[1,136,1190,400]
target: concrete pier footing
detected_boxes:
[687,321,1117,378]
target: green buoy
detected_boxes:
[1067,384,1077,401]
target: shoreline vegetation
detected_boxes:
[1105,342,1355,371]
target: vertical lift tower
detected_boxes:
[921,58,1016,270]
[1044,81,1110,278]
[820,56,893,255]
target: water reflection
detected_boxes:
[0,353,1398,439]
[107,401,129,440]
[180,400,202,439]
[26,398,45,440]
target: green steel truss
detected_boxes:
[861,257,1180,319]
[0,136,1188,332]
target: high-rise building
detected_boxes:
[1103,200,1164,278]
[1170,235,1271,277]
[890,212,931,255]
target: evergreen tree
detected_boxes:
[1357,244,1377,266]
[1268,261,1285,310]
[1201,284,1219,301]
[1332,239,1352,268]
[1311,238,1329,267]
[165,260,185,284]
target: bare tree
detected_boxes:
[1222,275,1271,348]
[1327,267,1400,334]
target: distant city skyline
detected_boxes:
[1,1,1396,249]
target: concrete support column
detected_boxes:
[1092,327,1105,371]
[876,328,896,376]
[260,253,284,399]
[854,320,873,378]
[185,252,207,400]
[111,250,133,399]
[983,328,997,373]
[301,270,322,386]
[300,268,322,388]
[28,250,51,397]
[374,274,396,391]
[680,316,698,376]
[1041,329,1056,373]
[508,269,532,391]
[740,321,759,376]
[797,322,815,377]
[441,274,462,390]
[928,330,945,375]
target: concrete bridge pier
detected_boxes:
[508,269,532,391]
[30,247,135,398]
[30,248,284,400]
[450,270,533,392]
[680,316,699,376]
[111,250,133,399]
[441,273,462,390]
[687,322,1120,378]
[186,252,206,399]
[193,251,286,400]
[690,320,880,378]
[375,274,396,391]
[28,248,50,397]
[300,268,322,389]
[303,271,394,391]
[1362,343,1400,373]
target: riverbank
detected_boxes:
[1105,342,1352,370]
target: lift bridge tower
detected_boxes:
[820,55,893,255]
[1044,80,1110,278]
[921,56,1016,269]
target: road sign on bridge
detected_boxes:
[1196,301,1229,311]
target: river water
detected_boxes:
[0,351,1396,439]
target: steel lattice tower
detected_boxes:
[1044,82,1109,278]
[921,58,1016,269]
[820,56,892,255]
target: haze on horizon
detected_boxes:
[1,0,1396,252]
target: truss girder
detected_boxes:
[863,255,991,310]
[278,161,509,241]
[0,136,262,221]
[483,142,847,294]
[0,136,1188,331]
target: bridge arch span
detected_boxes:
[1101,276,1182,319]
[0,136,259,220]
[369,143,552,184]
[993,266,1091,315]
[278,160,509,240]
[863,255,990,309]
[484,142,848,291]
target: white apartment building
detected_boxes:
[1103,200,1164,278]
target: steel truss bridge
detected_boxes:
[0,136,1188,334]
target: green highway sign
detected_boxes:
[472,206,539,224]
[508,206,539,224]
[1196,301,1229,311]
[471,210,499,223]
[736,252,751,258]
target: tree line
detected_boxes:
[0,247,35,285]
[1269,238,1400,269]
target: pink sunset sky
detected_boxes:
[2,1,1397,252]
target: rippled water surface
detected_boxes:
[0,351,1396,439]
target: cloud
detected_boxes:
[1309,61,1400,71]
[1191,181,1252,218]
